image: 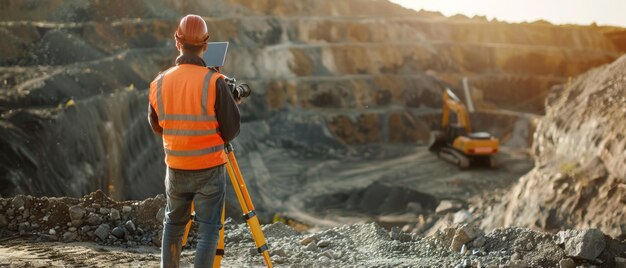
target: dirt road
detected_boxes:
[234,144,533,227]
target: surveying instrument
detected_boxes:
[181,144,273,267]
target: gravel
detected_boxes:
[0,192,624,267]
[216,221,625,267]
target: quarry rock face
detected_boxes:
[0,0,625,199]
[484,55,626,238]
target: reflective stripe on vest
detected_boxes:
[152,67,227,170]
[161,114,216,122]
[162,128,219,136]
[165,144,224,156]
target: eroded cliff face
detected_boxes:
[0,0,624,198]
[0,48,169,199]
[484,55,626,238]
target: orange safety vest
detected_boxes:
[148,64,227,170]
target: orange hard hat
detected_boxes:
[174,15,209,46]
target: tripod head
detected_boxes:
[225,143,234,154]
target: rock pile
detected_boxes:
[0,190,167,247]
[1,190,625,267]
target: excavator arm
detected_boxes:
[441,89,472,133]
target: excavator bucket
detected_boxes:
[428,130,447,152]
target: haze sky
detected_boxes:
[389,0,625,27]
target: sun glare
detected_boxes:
[389,0,625,27]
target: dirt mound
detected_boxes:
[35,29,104,65]
[483,55,626,238]
[307,181,438,215]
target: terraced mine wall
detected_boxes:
[0,0,624,199]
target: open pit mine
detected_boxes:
[0,0,625,267]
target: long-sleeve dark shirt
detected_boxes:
[148,54,240,143]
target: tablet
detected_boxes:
[203,42,229,67]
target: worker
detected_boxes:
[147,14,241,268]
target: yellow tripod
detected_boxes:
[181,144,273,268]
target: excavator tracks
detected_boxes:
[438,147,470,169]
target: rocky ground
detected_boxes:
[1,191,626,268]
[1,184,626,267]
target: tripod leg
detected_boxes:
[182,202,194,246]
[227,152,255,210]
[212,202,226,268]
[225,152,273,268]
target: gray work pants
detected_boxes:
[161,165,225,268]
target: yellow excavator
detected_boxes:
[428,89,499,168]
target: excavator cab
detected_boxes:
[428,89,499,169]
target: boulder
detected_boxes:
[111,226,126,239]
[68,205,86,221]
[472,235,486,248]
[452,210,473,224]
[450,224,480,252]
[317,240,331,248]
[12,195,28,209]
[80,225,91,234]
[109,208,120,221]
[436,200,464,214]
[94,224,111,241]
[124,220,136,233]
[300,235,318,246]
[62,231,77,242]
[556,229,605,261]
[122,206,132,214]
[85,213,103,226]
[69,205,86,226]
